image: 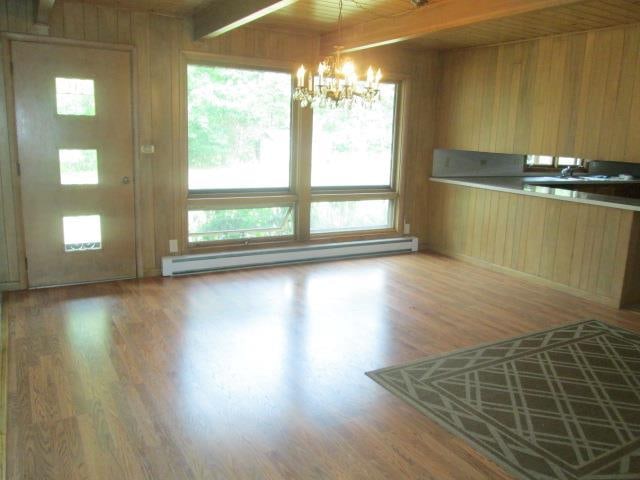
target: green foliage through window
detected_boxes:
[310,200,392,233]
[188,206,294,243]
[311,83,397,187]
[56,78,95,116]
[187,64,292,190]
[59,149,99,185]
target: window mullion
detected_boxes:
[311,191,397,203]
[293,99,313,241]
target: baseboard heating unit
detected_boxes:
[162,237,419,276]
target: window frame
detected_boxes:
[181,52,406,252]
[308,80,403,239]
[309,81,401,192]
[185,59,296,196]
[186,194,299,248]
[187,203,296,245]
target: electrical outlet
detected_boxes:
[403,223,411,235]
[169,239,178,253]
[141,144,155,154]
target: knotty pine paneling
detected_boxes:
[425,181,639,307]
[436,23,640,163]
[0,1,437,287]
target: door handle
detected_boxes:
[122,176,131,185]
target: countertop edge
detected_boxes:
[429,177,640,212]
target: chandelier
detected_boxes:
[293,0,383,109]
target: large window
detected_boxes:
[187,64,292,191]
[186,58,401,247]
[310,82,398,234]
[311,83,397,188]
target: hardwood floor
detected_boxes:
[4,252,640,479]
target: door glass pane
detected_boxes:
[311,83,397,187]
[56,78,96,116]
[310,200,393,234]
[188,206,294,243]
[187,65,292,190]
[59,149,98,185]
[63,215,102,252]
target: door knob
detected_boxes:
[122,176,130,185]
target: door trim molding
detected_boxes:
[1,37,27,289]
[2,33,142,287]
[0,295,8,480]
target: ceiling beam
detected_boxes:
[33,0,56,25]
[193,0,299,40]
[320,0,586,54]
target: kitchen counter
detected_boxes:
[430,176,640,212]
[425,177,640,308]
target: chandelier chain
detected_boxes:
[338,0,343,46]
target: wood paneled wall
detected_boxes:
[0,0,438,287]
[436,23,640,162]
[426,181,640,307]
[0,41,19,290]
[423,23,640,307]
[0,0,48,36]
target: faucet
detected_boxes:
[560,165,578,178]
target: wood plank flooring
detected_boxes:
[4,252,640,479]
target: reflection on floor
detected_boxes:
[5,252,640,479]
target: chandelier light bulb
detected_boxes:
[296,65,306,87]
[342,60,355,78]
[366,66,374,86]
[318,62,328,85]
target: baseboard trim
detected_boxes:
[143,268,161,278]
[423,246,621,308]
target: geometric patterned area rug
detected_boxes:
[367,320,640,480]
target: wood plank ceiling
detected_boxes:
[254,0,418,32]
[76,0,640,50]
[75,0,210,15]
[408,0,640,50]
